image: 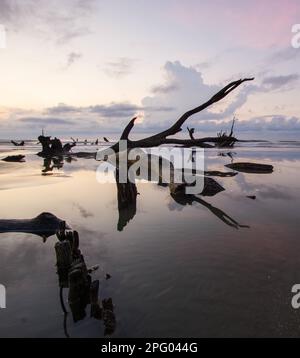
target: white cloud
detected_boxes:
[141,61,256,128]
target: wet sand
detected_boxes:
[1,142,300,337]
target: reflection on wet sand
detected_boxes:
[1,142,288,337]
[111,151,251,231]
[0,212,68,241]
[115,168,138,232]
[55,224,116,337]
[170,193,249,229]
[0,212,116,337]
[42,156,77,175]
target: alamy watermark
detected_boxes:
[291,284,300,309]
[95,141,205,195]
[0,24,6,49]
[291,24,300,48]
[0,284,6,309]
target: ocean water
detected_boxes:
[0,139,300,337]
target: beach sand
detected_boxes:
[1,141,300,337]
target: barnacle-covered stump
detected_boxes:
[54,227,116,333]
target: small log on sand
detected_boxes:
[225,162,273,174]
[2,155,25,162]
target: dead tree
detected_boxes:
[106,78,254,152]
[38,135,76,157]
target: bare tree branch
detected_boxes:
[109,77,254,151]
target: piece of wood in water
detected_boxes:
[2,155,25,162]
[225,162,273,174]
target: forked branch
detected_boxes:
[109,77,254,151]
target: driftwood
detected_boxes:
[247,195,256,200]
[35,78,254,159]
[115,168,138,231]
[111,152,243,230]
[2,155,25,162]
[102,298,116,335]
[186,117,237,148]
[106,78,254,153]
[112,156,247,229]
[0,212,69,239]
[225,162,274,174]
[68,257,91,322]
[11,140,25,146]
[203,170,237,177]
[54,228,116,333]
[215,117,237,147]
[38,135,76,157]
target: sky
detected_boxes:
[0,0,300,138]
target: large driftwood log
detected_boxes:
[0,212,70,239]
[106,78,254,152]
[38,135,76,157]
[115,168,138,231]
[36,78,253,159]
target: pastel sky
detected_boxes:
[1,0,300,138]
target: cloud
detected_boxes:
[88,103,141,117]
[1,60,300,137]
[45,103,78,115]
[191,115,300,132]
[151,83,179,94]
[19,117,73,126]
[268,47,300,64]
[262,74,299,89]
[66,52,82,68]
[0,0,96,44]
[104,58,137,78]
[141,61,300,132]
[46,102,174,118]
[141,61,255,128]
[257,186,293,200]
